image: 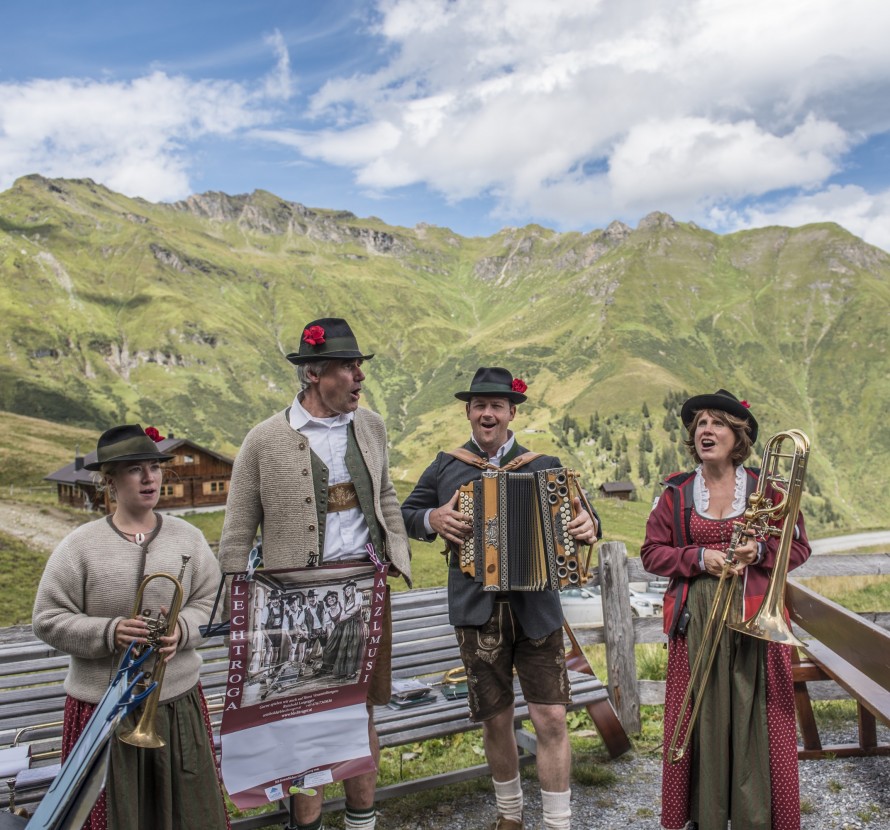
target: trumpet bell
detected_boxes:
[119,718,166,749]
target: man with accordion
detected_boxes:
[402,367,601,830]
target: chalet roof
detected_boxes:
[44,437,234,486]
[599,480,636,493]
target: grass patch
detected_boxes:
[799,575,890,612]
[810,699,859,729]
[0,530,49,626]
[179,509,226,544]
[572,759,618,787]
[636,642,668,681]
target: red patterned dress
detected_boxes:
[658,510,801,830]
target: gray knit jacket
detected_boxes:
[218,407,412,585]
[33,515,222,704]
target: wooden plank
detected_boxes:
[788,579,890,694]
[584,551,890,587]
[792,649,821,752]
[599,542,640,733]
[792,553,890,578]
[800,640,890,726]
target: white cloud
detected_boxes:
[718,185,890,254]
[268,0,890,248]
[608,114,850,210]
[263,29,295,100]
[0,35,292,202]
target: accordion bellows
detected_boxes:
[457,467,589,591]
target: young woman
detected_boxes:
[321,582,365,680]
[33,424,229,830]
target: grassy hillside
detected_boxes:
[2,175,890,536]
[0,411,97,486]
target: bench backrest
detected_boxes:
[788,579,890,696]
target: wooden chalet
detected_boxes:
[45,434,234,513]
[598,480,636,501]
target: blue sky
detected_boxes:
[2,0,889,250]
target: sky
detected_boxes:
[2,0,889,251]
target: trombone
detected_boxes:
[119,555,191,749]
[667,429,810,764]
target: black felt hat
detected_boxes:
[83,424,174,471]
[285,317,374,365]
[680,389,759,443]
[454,367,528,404]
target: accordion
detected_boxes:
[456,467,590,591]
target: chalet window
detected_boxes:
[180,454,195,464]
[202,480,229,495]
[159,484,184,497]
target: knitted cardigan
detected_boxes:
[33,515,222,704]
[218,407,411,583]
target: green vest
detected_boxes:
[309,424,385,563]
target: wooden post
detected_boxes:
[599,541,641,733]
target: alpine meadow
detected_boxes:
[2,174,889,537]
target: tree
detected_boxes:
[601,426,613,452]
[616,452,631,479]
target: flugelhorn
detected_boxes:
[119,555,191,748]
[667,429,809,764]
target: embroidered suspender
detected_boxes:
[445,447,544,471]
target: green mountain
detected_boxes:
[2,174,888,534]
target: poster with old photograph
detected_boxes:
[219,562,386,808]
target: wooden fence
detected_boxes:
[581,542,890,731]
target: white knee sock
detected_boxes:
[344,804,376,830]
[541,788,571,830]
[493,775,523,822]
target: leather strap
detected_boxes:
[327,482,359,513]
[445,447,544,471]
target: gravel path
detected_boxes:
[378,725,890,830]
[0,500,84,552]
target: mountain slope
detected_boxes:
[2,175,888,534]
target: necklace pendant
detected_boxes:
[134,532,146,545]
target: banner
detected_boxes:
[220,562,386,808]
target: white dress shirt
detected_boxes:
[289,394,370,561]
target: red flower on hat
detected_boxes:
[512,378,528,394]
[145,426,165,442]
[302,325,326,346]
[740,400,750,409]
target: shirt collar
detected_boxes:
[289,392,354,431]
[470,431,515,464]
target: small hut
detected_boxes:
[598,480,636,501]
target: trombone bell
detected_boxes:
[728,610,805,648]
[726,430,809,648]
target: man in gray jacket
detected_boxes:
[219,317,411,830]
[401,367,600,830]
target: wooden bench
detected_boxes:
[788,578,890,759]
[1,588,629,826]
